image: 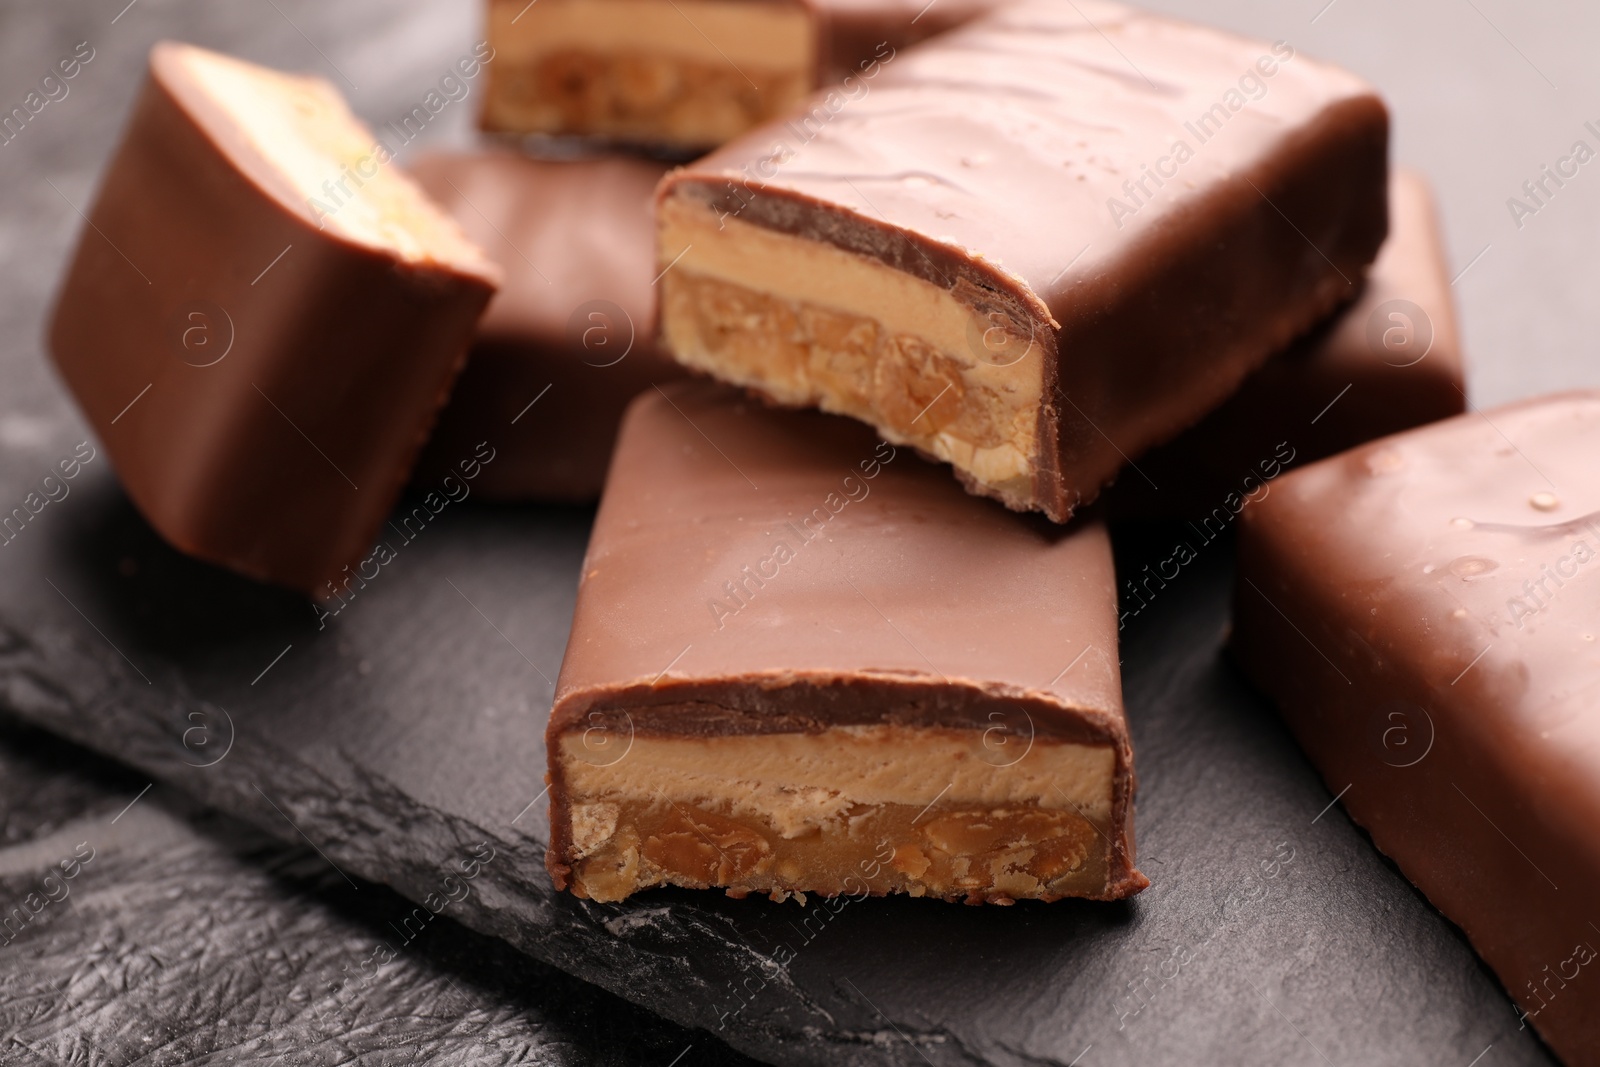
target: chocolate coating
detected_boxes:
[47,44,498,596]
[1233,392,1600,1065]
[659,0,1388,521]
[411,150,689,499]
[548,380,1144,898]
[811,0,1007,81]
[1105,169,1465,519]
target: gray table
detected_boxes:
[0,0,1592,1065]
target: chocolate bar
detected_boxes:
[656,0,1389,523]
[480,0,1001,149]
[546,381,1146,904]
[48,43,499,596]
[409,150,689,499]
[1105,170,1463,519]
[1232,393,1600,1063]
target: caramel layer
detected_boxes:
[571,796,1108,904]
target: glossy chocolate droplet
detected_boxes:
[1449,556,1498,579]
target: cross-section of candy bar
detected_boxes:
[656,0,1388,521]
[546,381,1146,904]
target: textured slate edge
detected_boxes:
[0,715,764,1067]
[2,510,1569,1067]
[0,611,974,1067]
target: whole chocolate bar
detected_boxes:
[1233,393,1600,1065]
[546,381,1146,904]
[656,0,1389,523]
[480,0,1002,150]
[1104,169,1464,520]
[48,43,499,596]
[410,150,688,499]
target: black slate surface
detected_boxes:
[0,715,760,1066]
[2,0,1595,1065]
[0,475,1564,1067]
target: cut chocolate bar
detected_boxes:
[48,42,500,596]
[410,150,689,499]
[480,0,1001,150]
[1104,169,1464,519]
[656,0,1388,523]
[546,381,1145,904]
[1233,392,1600,1065]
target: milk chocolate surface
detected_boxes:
[547,381,1145,904]
[48,43,499,596]
[1233,392,1600,1065]
[656,0,1388,523]
[481,0,1002,150]
[1106,169,1463,519]
[411,150,688,499]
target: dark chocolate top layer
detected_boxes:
[664,0,1385,329]
[553,382,1125,742]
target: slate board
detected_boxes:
[2,0,1596,1065]
[0,476,1561,1067]
[0,715,758,1066]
